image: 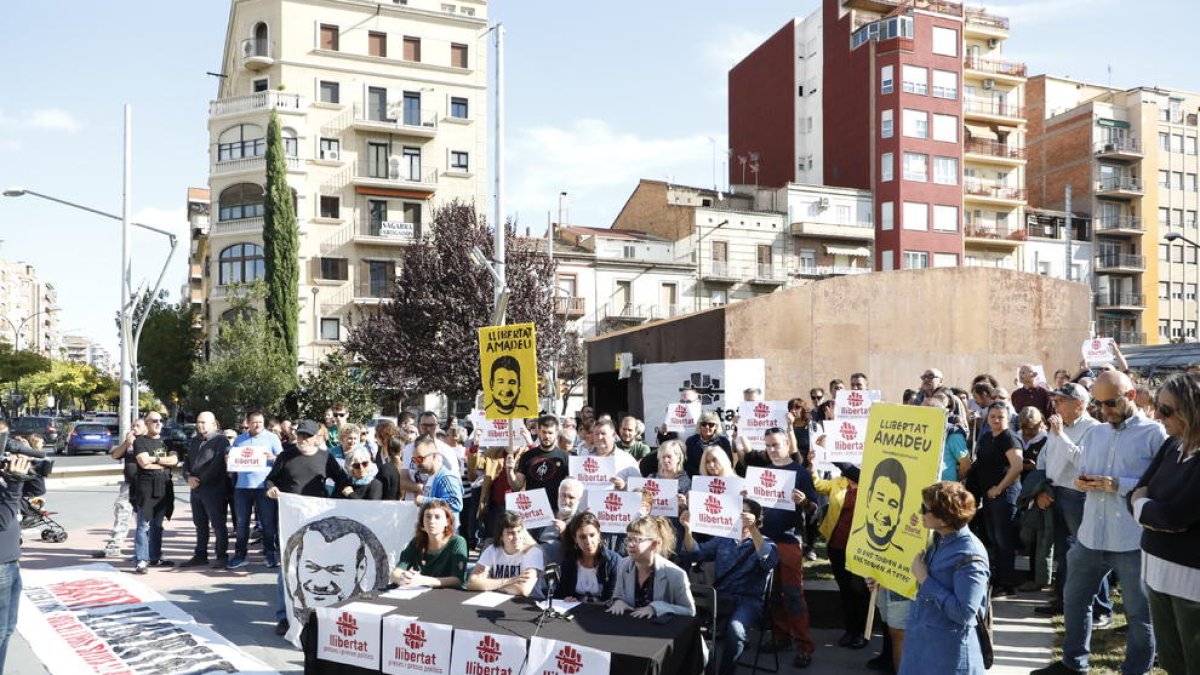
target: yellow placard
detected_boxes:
[477,322,538,420]
[845,403,946,599]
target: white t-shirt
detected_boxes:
[477,544,544,580]
[574,565,601,600]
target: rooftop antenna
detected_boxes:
[1107,64,1112,87]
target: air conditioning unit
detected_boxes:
[818,197,830,210]
[388,155,402,180]
[982,79,996,90]
[986,38,999,48]
[320,149,340,161]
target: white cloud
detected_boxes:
[0,139,21,152]
[0,107,85,133]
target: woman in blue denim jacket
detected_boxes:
[900,481,991,675]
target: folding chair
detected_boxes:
[690,580,719,675]
[736,568,778,675]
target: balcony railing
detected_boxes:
[649,304,688,320]
[796,265,871,277]
[964,182,1026,201]
[1099,331,1145,345]
[602,303,650,322]
[1096,253,1145,269]
[356,163,439,186]
[964,138,1025,160]
[963,97,1025,119]
[352,103,439,133]
[211,154,302,176]
[354,281,393,300]
[965,224,1026,240]
[1095,216,1142,232]
[209,90,301,117]
[1094,140,1142,156]
[704,262,741,280]
[752,265,789,283]
[210,216,264,236]
[1097,177,1142,193]
[553,296,586,316]
[964,7,1009,30]
[241,38,273,59]
[965,56,1027,78]
[1095,292,1145,307]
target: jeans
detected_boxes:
[1062,545,1154,674]
[104,482,133,551]
[720,598,763,675]
[983,487,1020,588]
[1052,486,1113,617]
[0,561,21,673]
[134,509,165,562]
[1147,586,1200,675]
[191,488,229,559]
[275,568,288,622]
[233,488,277,559]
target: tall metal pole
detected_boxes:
[493,24,505,316]
[119,105,133,437]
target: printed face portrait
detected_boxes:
[295,530,367,607]
[491,367,520,413]
[865,474,903,549]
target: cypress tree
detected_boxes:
[262,109,300,379]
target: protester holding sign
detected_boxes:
[511,416,570,509]
[609,516,694,619]
[647,439,691,507]
[393,498,469,589]
[812,462,871,651]
[590,418,641,490]
[229,411,284,571]
[556,511,622,604]
[467,511,544,598]
[968,402,1024,596]
[684,411,733,477]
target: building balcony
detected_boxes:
[209,90,302,118]
[1094,141,1143,162]
[1095,216,1142,236]
[750,265,789,286]
[353,218,420,245]
[964,56,1027,82]
[352,164,439,192]
[240,38,274,70]
[1100,330,1145,345]
[842,0,963,15]
[962,97,1025,125]
[964,224,1026,247]
[964,7,1009,35]
[210,216,264,237]
[353,282,393,303]
[553,296,586,318]
[796,265,872,278]
[211,154,304,177]
[1095,177,1143,198]
[963,139,1026,164]
[702,262,742,283]
[601,302,650,323]
[964,182,1026,205]
[189,264,202,280]
[1095,253,1145,273]
[1094,292,1145,310]
[350,103,438,138]
[649,304,689,321]
[790,219,874,241]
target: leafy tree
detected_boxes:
[0,344,51,384]
[262,109,300,381]
[137,297,201,416]
[86,371,121,410]
[555,332,587,415]
[21,360,94,413]
[345,202,564,402]
[296,352,378,423]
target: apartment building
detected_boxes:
[1027,75,1200,345]
[729,0,1027,273]
[0,260,60,357]
[62,335,116,377]
[198,0,488,366]
[185,187,211,332]
[1022,207,1092,283]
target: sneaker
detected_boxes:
[226,556,248,570]
[179,556,208,568]
[133,561,149,575]
[840,635,869,650]
[249,529,263,544]
[150,559,174,568]
[792,652,812,669]
[92,548,121,559]
[264,554,279,569]
[274,619,290,636]
[1092,614,1114,630]
[804,550,819,562]
[211,556,230,569]
[1030,661,1080,675]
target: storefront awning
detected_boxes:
[825,245,871,257]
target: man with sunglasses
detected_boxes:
[910,368,943,407]
[130,413,179,574]
[1033,372,1166,675]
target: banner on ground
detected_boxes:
[687,490,742,540]
[641,359,765,440]
[468,410,527,448]
[279,493,419,645]
[845,403,945,599]
[592,489,643,534]
[1082,338,1117,367]
[691,475,743,497]
[506,488,554,530]
[521,636,611,675]
[627,477,679,517]
[478,322,539,420]
[569,455,615,489]
[17,563,278,675]
[744,466,797,511]
[736,400,789,451]
[450,630,527,675]
[662,402,702,437]
[227,445,270,472]
[317,601,393,669]
[826,389,881,463]
[382,616,454,675]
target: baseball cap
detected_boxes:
[295,419,321,438]
[1052,383,1089,402]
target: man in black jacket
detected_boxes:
[0,426,33,673]
[182,411,230,568]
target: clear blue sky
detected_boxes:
[1,0,1195,355]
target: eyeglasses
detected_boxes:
[700,422,718,428]
[351,462,371,469]
[1093,397,1122,408]
[921,374,939,380]
[625,535,653,545]
[1156,403,1177,419]
[333,412,347,418]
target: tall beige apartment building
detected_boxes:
[0,260,60,357]
[196,0,488,366]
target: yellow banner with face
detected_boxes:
[477,322,538,420]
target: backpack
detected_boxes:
[956,554,994,669]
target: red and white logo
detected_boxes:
[239,448,255,459]
[556,645,583,674]
[1092,339,1102,349]
[336,611,358,637]
[583,457,599,474]
[515,493,532,510]
[760,470,777,488]
[704,494,722,515]
[847,391,864,408]
[643,479,660,496]
[404,623,426,649]
[675,405,687,417]
[604,492,622,512]
[753,402,770,418]
[477,635,502,663]
[840,421,857,441]
[709,478,726,495]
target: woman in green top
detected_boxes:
[393,499,469,588]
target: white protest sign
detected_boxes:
[469,410,525,448]
[592,489,643,534]
[227,445,270,472]
[450,630,527,675]
[744,466,797,511]
[505,489,554,530]
[663,402,701,436]
[569,455,616,489]
[521,637,611,675]
[1081,338,1117,367]
[736,401,789,451]
[317,602,392,669]
[627,477,679,517]
[382,616,453,675]
[691,475,744,497]
[828,389,878,463]
[687,491,742,540]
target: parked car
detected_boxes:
[11,416,65,453]
[66,423,116,455]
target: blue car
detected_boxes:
[66,423,114,455]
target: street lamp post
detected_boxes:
[1164,231,1200,343]
[1,310,51,353]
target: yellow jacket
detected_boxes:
[811,471,854,543]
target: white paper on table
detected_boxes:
[339,601,395,615]
[461,591,512,607]
[534,599,581,614]
[379,586,431,600]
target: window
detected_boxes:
[366,141,389,179]
[903,201,929,230]
[1190,173,1198,192]
[319,80,340,104]
[281,127,298,157]
[933,252,958,268]
[450,151,469,171]
[1159,243,1169,261]
[1159,281,1170,299]
[757,244,773,272]
[710,289,727,307]
[319,24,339,51]
[252,79,269,93]
[903,109,928,138]
[403,36,421,62]
[903,152,928,182]
[1174,282,1184,299]
[1159,320,1170,339]
[1188,136,1198,155]
[402,91,421,125]
[1175,208,1185,227]
[319,137,340,160]
[320,318,340,341]
[319,195,340,219]
[1174,171,1185,190]
[368,87,389,122]
[1160,208,1170,228]
[368,31,387,58]
[218,183,264,221]
[218,243,265,284]
[880,65,894,94]
[881,202,894,230]
[881,152,893,182]
[932,70,958,99]
[882,250,894,271]
[933,204,959,231]
[932,27,958,56]
[933,156,958,185]
[1159,132,1170,151]
[450,43,468,68]
[319,257,348,281]
[904,251,929,269]
[1159,170,1170,188]
[403,203,423,238]
[216,123,264,161]
[403,146,422,181]
[450,97,468,119]
[1188,210,1198,228]
[902,65,927,95]
[932,114,958,142]
[364,260,395,298]
[1189,284,1198,301]
[881,109,893,138]
[798,248,816,271]
[1173,134,1185,154]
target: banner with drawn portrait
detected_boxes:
[279,493,419,645]
[478,322,539,420]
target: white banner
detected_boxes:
[317,601,392,669]
[17,563,278,675]
[828,389,879,463]
[382,616,454,675]
[736,401,789,451]
[469,410,527,448]
[226,445,270,472]
[687,491,742,540]
[569,455,615,489]
[663,402,701,436]
[744,466,797,511]
[627,477,679,517]
[642,359,766,442]
[506,488,554,529]
[521,636,611,675]
[279,493,419,645]
[450,630,527,675]
[592,489,643,534]
[1082,337,1117,367]
[691,475,744,497]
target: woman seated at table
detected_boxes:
[393,498,469,588]
[467,510,545,598]
[608,516,695,618]
[556,511,622,603]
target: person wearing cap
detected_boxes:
[910,368,944,407]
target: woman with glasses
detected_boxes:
[967,401,1023,596]
[684,411,732,477]
[393,498,468,589]
[1129,373,1200,675]
[609,516,694,618]
[900,481,990,674]
[339,447,383,500]
[555,512,621,604]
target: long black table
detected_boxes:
[301,589,704,675]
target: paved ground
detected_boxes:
[10,476,1057,674]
